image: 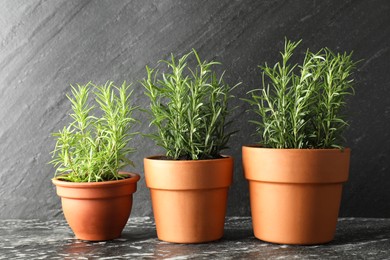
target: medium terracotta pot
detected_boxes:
[52,172,140,241]
[242,146,350,245]
[144,156,233,243]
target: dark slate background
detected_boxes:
[0,0,389,220]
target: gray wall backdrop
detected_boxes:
[0,0,389,220]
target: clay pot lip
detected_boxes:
[144,155,234,190]
[52,172,140,188]
[242,144,351,153]
[144,154,233,162]
[242,145,350,184]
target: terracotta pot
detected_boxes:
[242,146,350,245]
[52,172,140,241]
[144,156,233,243]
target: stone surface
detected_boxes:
[0,217,389,259]
[0,0,390,220]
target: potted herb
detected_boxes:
[141,50,238,243]
[243,39,357,245]
[50,81,140,241]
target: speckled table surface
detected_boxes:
[0,217,389,259]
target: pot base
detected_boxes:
[250,181,342,245]
[151,188,227,243]
[61,196,133,241]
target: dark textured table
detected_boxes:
[1,217,389,259]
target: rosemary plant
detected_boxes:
[50,81,137,182]
[141,50,238,160]
[245,39,357,149]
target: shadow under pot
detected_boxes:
[144,156,233,243]
[242,146,350,245]
[52,172,140,241]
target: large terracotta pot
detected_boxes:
[52,172,140,241]
[144,156,233,243]
[242,146,350,245]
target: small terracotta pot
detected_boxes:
[144,156,233,243]
[242,146,350,245]
[52,172,140,241]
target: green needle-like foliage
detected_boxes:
[244,39,357,149]
[141,49,239,160]
[50,81,138,182]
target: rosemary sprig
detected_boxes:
[244,39,357,149]
[142,49,239,160]
[50,81,138,182]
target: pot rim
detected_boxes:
[52,172,140,188]
[242,146,350,183]
[144,155,233,190]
